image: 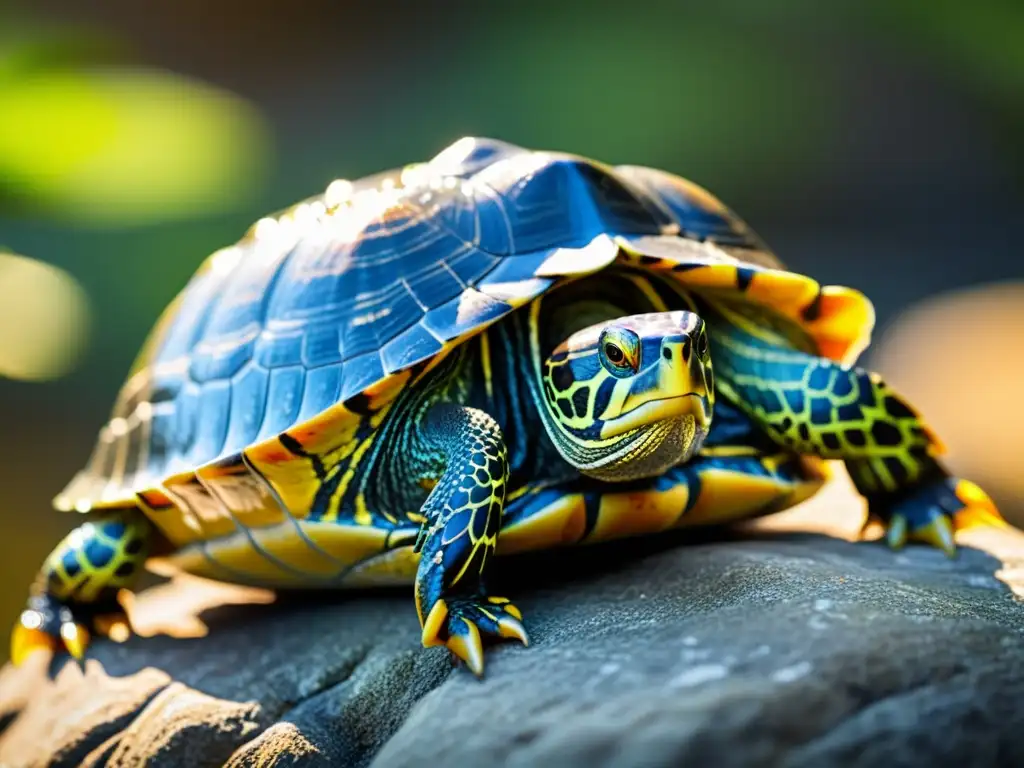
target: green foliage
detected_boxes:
[0,22,270,225]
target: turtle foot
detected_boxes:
[421,595,528,677]
[10,593,131,666]
[868,477,1005,557]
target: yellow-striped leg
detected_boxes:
[710,325,1004,554]
[413,404,527,676]
[11,508,152,665]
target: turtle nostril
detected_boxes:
[662,347,672,361]
[680,336,692,363]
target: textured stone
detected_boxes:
[1,481,1024,767]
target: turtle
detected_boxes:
[11,136,1004,676]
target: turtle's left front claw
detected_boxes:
[422,595,528,677]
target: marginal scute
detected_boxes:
[616,235,874,366]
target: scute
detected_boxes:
[56,137,874,524]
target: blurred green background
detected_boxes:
[1,0,1022,664]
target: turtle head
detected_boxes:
[540,311,714,482]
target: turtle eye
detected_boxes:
[604,343,625,365]
[599,328,640,376]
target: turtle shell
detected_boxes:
[56,137,873,526]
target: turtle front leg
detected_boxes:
[412,403,528,676]
[11,508,152,665]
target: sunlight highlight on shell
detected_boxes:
[0,252,90,381]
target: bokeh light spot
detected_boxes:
[0,67,268,225]
[0,251,90,381]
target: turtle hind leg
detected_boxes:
[708,319,1005,556]
[411,403,527,676]
[854,463,1004,556]
[11,506,153,666]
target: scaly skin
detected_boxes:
[359,300,713,674]
[704,296,1003,553]
[11,509,151,664]
[411,403,526,675]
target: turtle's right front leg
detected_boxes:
[11,508,152,665]
[412,403,528,676]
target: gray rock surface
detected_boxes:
[2,491,1024,767]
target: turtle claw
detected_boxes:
[9,594,129,666]
[59,621,90,660]
[421,595,528,677]
[909,513,956,557]
[447,617,485,676]
[872,477,1004,558]
[885,513,908,550]
[9,609,90,666]
[10,618,59,666]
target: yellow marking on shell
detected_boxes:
[677,176,733,215]
[175,534,318,587]
[615,235,873,365]
[298,520,391,569]
[196,461,287,530]
[134,488,202,547]
[586,483,692,544]
[341,546,420,587]
[162,472,237,541]
[245,524,344,576]
[496,493,587,555]
[284,404,362,458]
[325,432,379,523]
[806,286,875,365]
[165,545,226,582]
[704,295,813,353]
[241,391,397,525]
[244,439,320,520]
[362,370,413,410]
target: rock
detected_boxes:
[2,477,1024,767]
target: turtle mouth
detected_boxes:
[599,392,710,439]
[582,411,707,482]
